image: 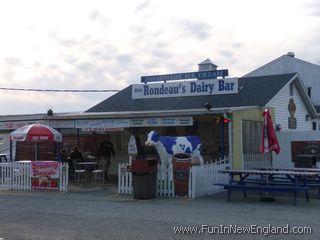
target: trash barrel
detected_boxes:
[172,153,191,197]
[131,158,158,199]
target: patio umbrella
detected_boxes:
[260,109,280,154]
[10,123,62,160]
[259,109,280,201]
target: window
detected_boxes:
[313,122,317,131]
[242,120,263,154]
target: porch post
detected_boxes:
[10,140,12,161]
[220,119,224,159]
[228,120,232,165]
[76,129,80,146]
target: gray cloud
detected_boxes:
[50,32,82,48]
[88,10,110,27]
[130,25,147,35]
[232,42,242,49]
[218,50,234,59]
[115,54,134,67]
[135,1,151,12]
[1,70,15,82]
[77,62,96,72]
[89,10,101,21]
[4,57,22,66]
[304,1,320,17]
[178,19,212,39]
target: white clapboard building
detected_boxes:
[244,52,320,168]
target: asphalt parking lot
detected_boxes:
[0,183,319,240]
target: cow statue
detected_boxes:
[145,130,204,167]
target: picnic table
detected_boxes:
[256,167,320,198]
[216,169,318,205]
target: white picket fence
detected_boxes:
[118,163,132,194]
[118,163,175,196]
[0,161,69,192]
[118,158,230,198]
[157,164,175,197]
[243,153,272,170]
[189,158,229,198]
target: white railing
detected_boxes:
[118,157,230,198]
[243,153,272,170]
[189,158,229,198]
[0,161,69,192]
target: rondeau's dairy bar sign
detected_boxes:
[132,78,238,99]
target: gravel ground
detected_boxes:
[0,183,319,240]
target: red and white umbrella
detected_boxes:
[260,109,280,154]
[10,123,62,142]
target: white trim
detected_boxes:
[0,106,261,123]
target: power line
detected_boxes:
[0,87,119,92]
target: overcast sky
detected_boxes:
[0,0,319,115]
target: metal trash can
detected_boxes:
[131,158,157,199]
[172,153,191,197]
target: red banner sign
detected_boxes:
[31,161,60,190]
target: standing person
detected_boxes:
[60,148,68,163]
[98,135,115,180]
[60,148,74,180]
[70,146,83,161]
[135,136,145,158]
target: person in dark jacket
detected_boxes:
[70,146,83,161]
[98,135,115,180]
[135,136,145,158]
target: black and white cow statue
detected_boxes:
[145,130,204,167]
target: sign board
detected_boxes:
[75,119,130,129]
[0,121,44,130]
[141,70,228,83]
[132,78,238,99]
[82,128,124,132]
[128,135,138,156]
[130,116,193,127]
[31,161,60,191]
[50,120,75,128]
[291,141,320,162]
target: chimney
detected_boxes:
[198,58,217,71]
[307,87,312,98]
[287,52,295,58]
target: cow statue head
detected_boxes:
[145,130,160,146]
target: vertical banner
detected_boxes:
[31,161,60,190]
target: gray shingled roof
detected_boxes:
[314,105,320,113]
[86,73,296,113]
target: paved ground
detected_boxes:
[0,182,319,240]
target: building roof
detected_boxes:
[86,73,297,113]
[198,58,217,67]
[244,54,320,78]
[314,105,320,114]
